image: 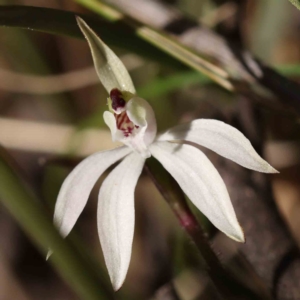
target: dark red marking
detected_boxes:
[110,88,126,111]
[115,111,135,138]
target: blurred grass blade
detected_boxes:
[289,0,300,10]
[0,63,298,98]
[138,70,210,99]
[75,0,233,91]
[138,63,300,99]
[136,27,233,91]
[276,64,300,77]
[0,5,183,68]
[0,5,233,91]
[0,147,113,300]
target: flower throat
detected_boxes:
[109,88,138,137]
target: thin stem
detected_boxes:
[145,158,265,300]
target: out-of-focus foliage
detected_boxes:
[0,0,300,299]
[289,0,300,10]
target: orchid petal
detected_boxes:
[125,131,151,158]
[126,97,157,146]
[103,111,123,142]
[53,146,131,238]
[98,152,145,290]
[158,119,277,173]
[76,17,136,94]
[150,142,244,242]
[126,97,148,127]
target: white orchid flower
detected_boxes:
[51,17,278,291]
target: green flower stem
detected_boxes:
[145,157,264,300]
[0,147,113,300]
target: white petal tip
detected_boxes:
[109,271,125,291]
[245,156,279,174]
[268,167,279,174]
[230,234,245,243]
[46,249,53,261]
[260,164,279,174]
[227,226,245,243]
[112,279,124,292]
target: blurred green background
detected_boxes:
[0,0,300,299]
